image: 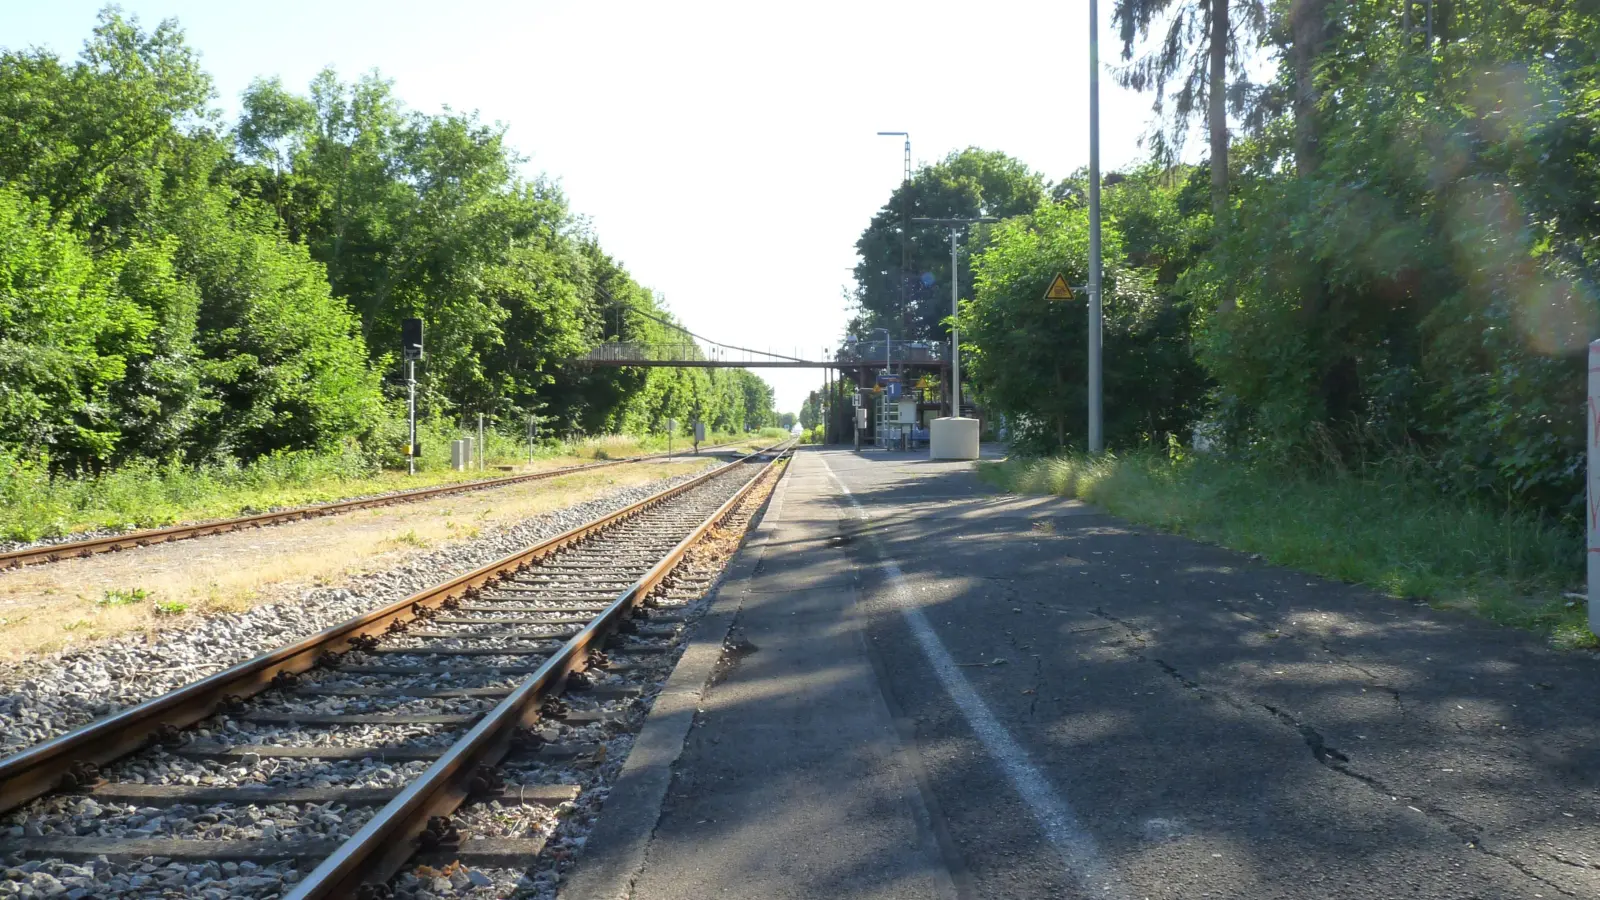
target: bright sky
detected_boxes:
[5,1,1162,413]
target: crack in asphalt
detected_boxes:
[1315,638,1410,716]
[1214,596,1410,719]
[1085,606,1582,897]
[1544,850,1600,871]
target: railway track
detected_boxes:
[0,437,770,572]
[0,441,793,898]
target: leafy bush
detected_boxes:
[962,190,1207,454]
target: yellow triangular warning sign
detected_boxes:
[1044,273,1075,300]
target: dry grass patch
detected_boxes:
[0,461,710,662]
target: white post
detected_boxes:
[406,359,417,476]
[1087,0,1104,453]
[950,227,961,417]
[1589,340,1600,635]
[478,414,485,472]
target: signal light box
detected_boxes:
[402,318,424,361]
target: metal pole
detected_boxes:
[1087,0,1105,453]
[407,359,416,476]
[1589,340,1600,636]
[901,135,912,345]
[824,359,831,444]
[950,228,962,417]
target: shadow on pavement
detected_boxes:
[606,446,1600,899]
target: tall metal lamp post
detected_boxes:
[912,217,996,419]
[1087,0,1104,452]
[876,132,912,341]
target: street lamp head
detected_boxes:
[876,131,908,136]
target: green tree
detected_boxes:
[1182,0,1600,516]
[798,391,821,430]
[1112,0,1267,217]
[852,148,1046,340]
[0,187,153,465]
[962,188,1206,453]
[0,9,213,234]
[169,194,383,459]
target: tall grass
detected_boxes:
[979,451,1596,648]
[0,424,785,542]
[1,446,374,541]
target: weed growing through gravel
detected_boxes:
[153,600,188,616]
[97,588,148,607]
[980,451,1597,648]
[385,529,431,549]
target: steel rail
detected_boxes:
[0,441,792,817]
[0,437,770,571]
[286,440,791,898]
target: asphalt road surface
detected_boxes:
[617,448,1600,899]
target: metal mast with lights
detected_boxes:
[877,132,912,344]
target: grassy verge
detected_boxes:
[977,451,1597,649]
[1,427,782,542]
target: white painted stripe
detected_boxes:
[819,453,1126,897]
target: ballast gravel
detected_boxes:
[0,467,715,757]
[0,456,783,899]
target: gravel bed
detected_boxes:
[0,468,719,756]
[300,672,523,692]
[0,855,307,899]
[354,651,558,668]
[248,694,499,717]
[201,720,465,750]
[4,793,377,843]
[394,863,531,899]
[507,472,782,900]
[384,633,571,651]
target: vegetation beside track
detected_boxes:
[0,11,779,512]
[1,428,782,542]
[979,452,1598,649]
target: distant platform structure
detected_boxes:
[569,338,972,445]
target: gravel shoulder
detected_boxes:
[0,461,715,757]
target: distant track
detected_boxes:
[0,438,771,571]
[0,441,794,897]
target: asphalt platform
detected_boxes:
[564,446,1600,899]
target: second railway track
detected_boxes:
[0,441,793,898]
[0,438,771,572]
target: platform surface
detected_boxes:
[599,446,1600,900]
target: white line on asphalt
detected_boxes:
[820,453,1126,898]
